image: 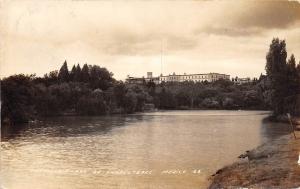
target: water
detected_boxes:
[0,110,291,189]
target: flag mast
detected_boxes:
[161,39,163,76]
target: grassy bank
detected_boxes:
[209,131,300,188]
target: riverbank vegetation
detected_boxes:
[208,38,300,188]
[1,65,267,125]
[1,38,300,125]
[264,38,300,118]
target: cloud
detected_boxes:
[198,0,300,36]
[234,1,300,29]
[200,27,263,37]
[1,0,300,79]
[92,32,198,56]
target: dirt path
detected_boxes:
[209,132,300,188]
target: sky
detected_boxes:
[1,0,300,80]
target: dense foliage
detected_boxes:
[1,62,153,124]
[1,62,268,124]
[153,79,266,110]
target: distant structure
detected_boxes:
[126,72,230,84]
[147,72,153,78]
[126,72,160,84]
[126,40,230,84]
[232,77,252,85]
[159,72,230,83]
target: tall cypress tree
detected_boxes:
[287,54,298,96]
[74,64,81,82]
[297,62,300,94]
[58,60,69,82]
[70,65,76,81]
[81,64,90,83]
[265,38,288,116]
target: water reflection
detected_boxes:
[1,122,29,141]
[2,115,147,140]
[1,110,287,189]
[260,117,291,142]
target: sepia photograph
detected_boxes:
[1,0,300,188]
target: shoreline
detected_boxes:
[2,108,271,124]
[209,132,300,188]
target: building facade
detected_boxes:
[126,72,230,84]
[159,72,230,83]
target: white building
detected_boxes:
[159,72,230,83]
[126,72,230,84]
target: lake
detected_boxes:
[0,110,291,189]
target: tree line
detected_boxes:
[1,38,300,125]
[0,62,267,125]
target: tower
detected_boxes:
[147,72,153,78]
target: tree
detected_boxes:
[74,64,82,82]
[90,65,100,87]
[258,73,265,81]
[34,84,60,116]
[297,62,300,86]
[287,54,299,96]
[265,38,288,115]
[76,89,107,115]
[147,81,156,97]
[1,75,36,123]
[58,60,70,82]
[70,65,77,81]
[43,70,58,86]
[175,91,190,108]
[113,82,126,108]
[123,89,137,113]
[134,87,147,111]
[90,65,114,90]
[243,90,261,108]
[158,88,176,109]
[81,64,90,82]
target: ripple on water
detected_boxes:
[1,110,288,189]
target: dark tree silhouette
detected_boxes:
[265,38,288,115]
[81,64,90,82]
[265,38,300,116]
[1,75,35,123]
[74,64,82,82]
[70,65,77,81]
[287,54,299,96]
[58,60,70,82]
